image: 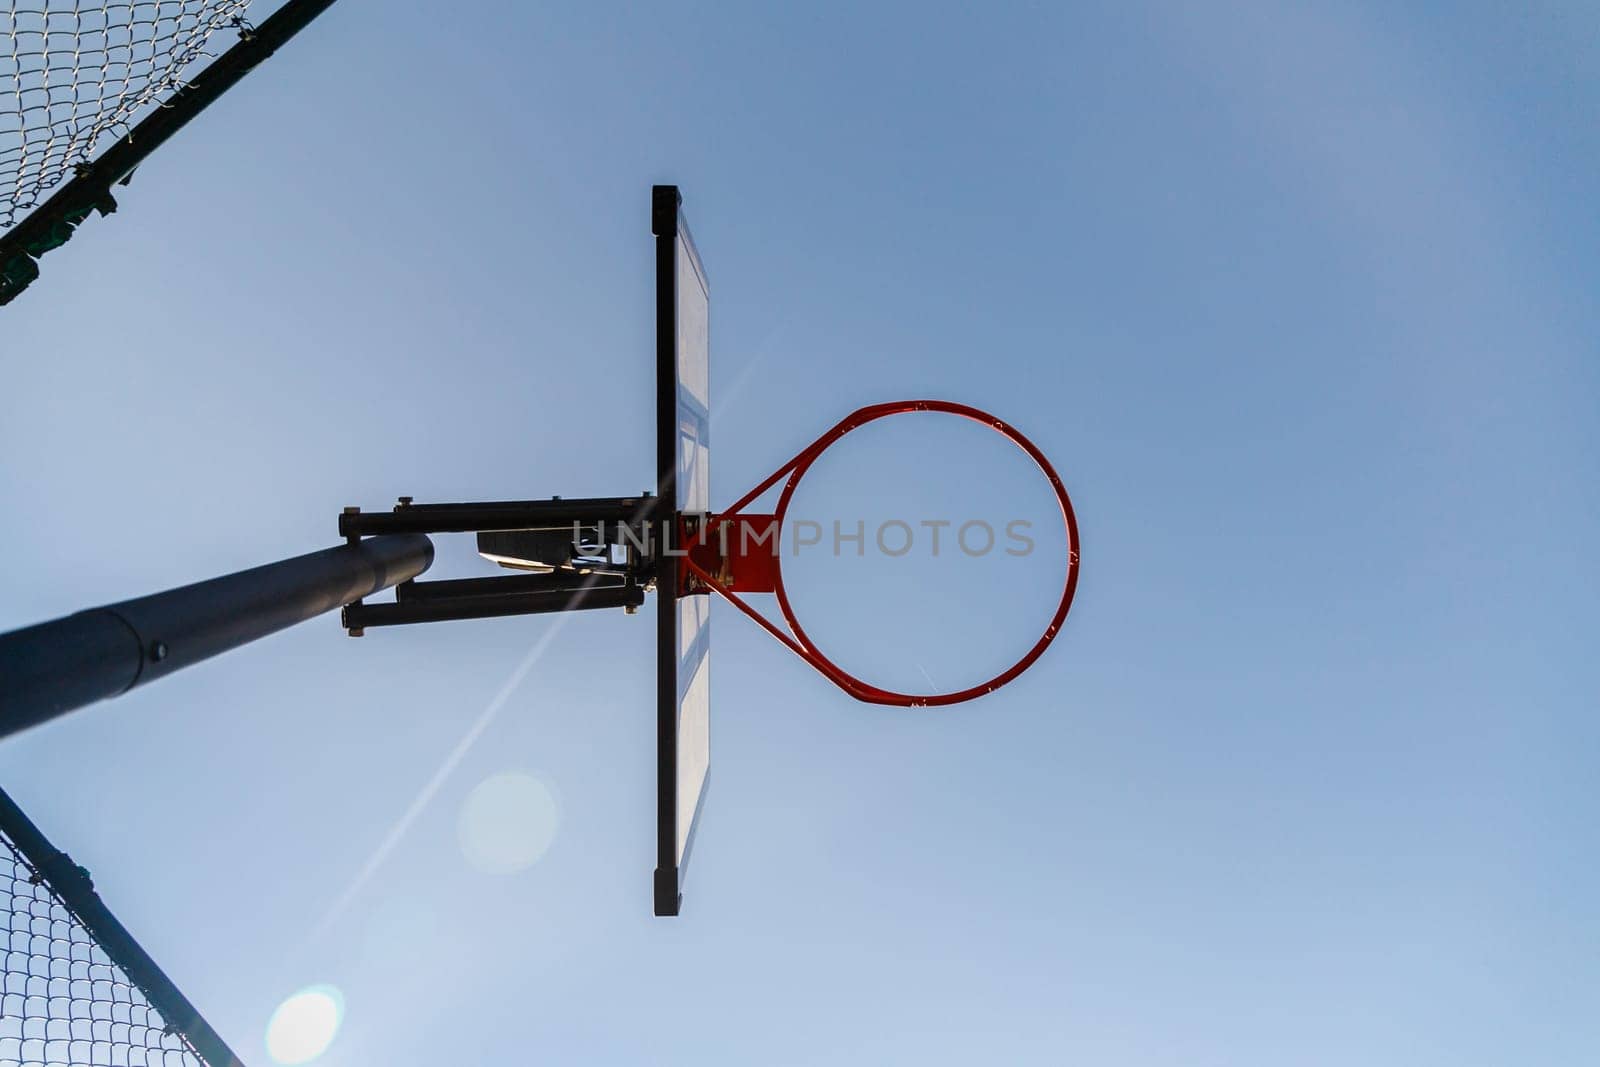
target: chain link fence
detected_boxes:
[2,1,253,228]
[1,834,204,1067]
[0,788,238,1067]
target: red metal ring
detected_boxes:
[683,400,1080,706]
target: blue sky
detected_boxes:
[2,2,1596,1064]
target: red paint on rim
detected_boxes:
[682,400,1080,706]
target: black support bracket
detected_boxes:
[337,494,657,636]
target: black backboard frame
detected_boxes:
[652,185,711,916]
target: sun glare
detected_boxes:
[265,985,344,1065]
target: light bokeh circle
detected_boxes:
[457,771,561,874]
[265,985,343,1065]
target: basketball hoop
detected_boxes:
[680,400,1080,706]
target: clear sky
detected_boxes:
[2,2,1596,1064]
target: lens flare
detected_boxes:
[265,985,343,1065]
[457,771,560,874]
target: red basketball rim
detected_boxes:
[682,400,1080,706]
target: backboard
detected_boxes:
[653,185,711,916]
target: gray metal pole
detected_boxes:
[0,535,433,737]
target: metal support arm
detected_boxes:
[334,495,656,637]
[0,534,433,738]
[339,496,652,537]
[344,579,642,629]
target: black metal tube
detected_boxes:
[652,185,683,915]
[397,571,621,602]
[0,785,244,1066]
[0,535,433,738]
[402,497,650,514]
[345,583,642,628]
[1,0,344,304]
[340,497,649,537]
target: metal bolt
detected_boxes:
[348,627,364,638]
[624,603,638,616]
[397,496,413,507]
[148,641,168,662]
